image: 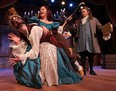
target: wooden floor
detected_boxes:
[0,66,116,91]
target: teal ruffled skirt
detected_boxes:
[13,45,82,88]
[57,48,82,84]
[13,46,42,88]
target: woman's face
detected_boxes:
[40,6,47,19]
[81,9,89,18]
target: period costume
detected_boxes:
[76,17,102,53]
[10,26,43,88]
[28,16,82,86]
[10,17,82,88]
[76,16,102,75]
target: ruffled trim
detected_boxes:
[52,22,60,29]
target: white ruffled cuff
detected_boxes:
[9,40,27,49]
[58,26,63,34]
[18,54,27,65]
[103,33,111,41]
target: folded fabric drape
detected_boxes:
[88,0,105,5]
[88,0,116,26]
[0,0,17,8]
[105,0,116,27]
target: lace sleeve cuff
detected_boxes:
[58,26,63,34]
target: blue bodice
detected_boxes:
[29,16,60,30]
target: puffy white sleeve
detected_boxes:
[18,26,43,65]
[9,40,28,58]
[58,26,63,34]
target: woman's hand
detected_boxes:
[8,32,20,44]
[66,15,72,21]
[9,57,21,65]
[62,15,73,28]
[41,26,49,36]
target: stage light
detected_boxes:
[51,0,55,3]
[69,3,73,7]
[61,1,65,5]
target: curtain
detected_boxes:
[0,0,17,8]
[88,0,116,53]
[88,0,116,27]
[87,0,105,5]
[105,0,116,27]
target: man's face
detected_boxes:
[81,9,89,18]
[11,16,23,29]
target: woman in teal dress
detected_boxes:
[28,5,82,85]
[8,5,82,88]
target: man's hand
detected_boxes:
[9,57,21,65]
[8,32,20,44]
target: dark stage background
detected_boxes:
[0,0,116,57]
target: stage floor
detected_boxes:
[0,66,116,91]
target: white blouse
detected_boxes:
[10,26,43,65]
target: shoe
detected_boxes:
[78,66,84,77]
[90,71,97,75]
